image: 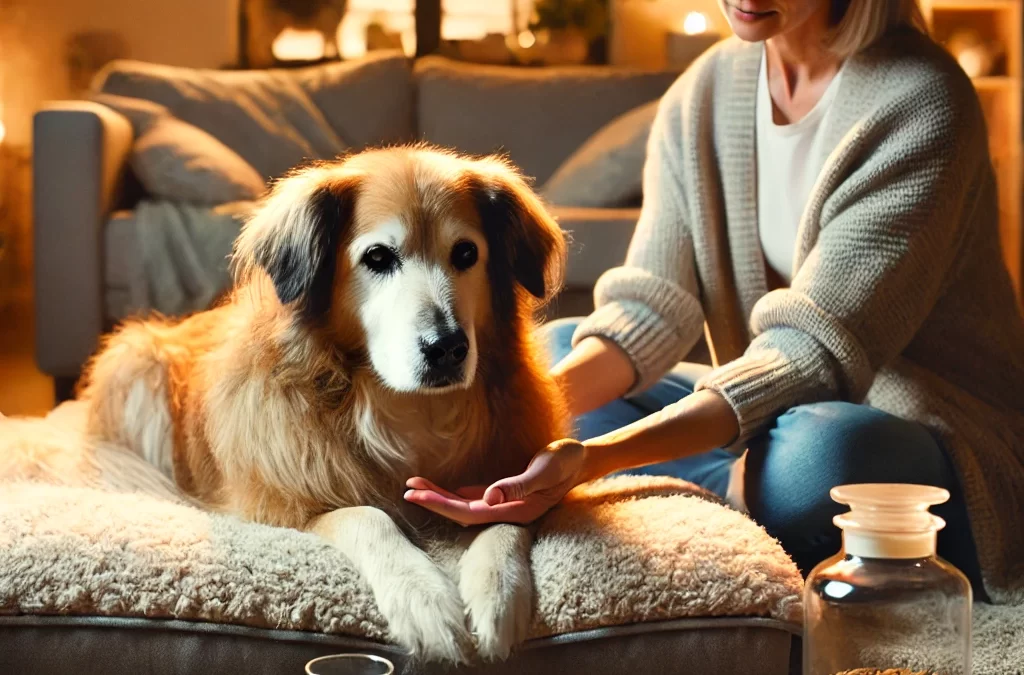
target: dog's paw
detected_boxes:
[459,526,533,661]
[379,560,474,665]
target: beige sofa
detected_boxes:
[32,51,685,398]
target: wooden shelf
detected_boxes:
[921,0,1023,302]
[972,75,1018,91]
[928,0,1018,10]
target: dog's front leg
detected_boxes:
[458,523,534,661]
[307,507,473,664]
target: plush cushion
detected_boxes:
[93,60,348,180]
[290,50,416,150]
[542,100,659,208]
[92,52,415,181]
[93,94,266,206]
[0,406,803,673]
[414,56,681,186]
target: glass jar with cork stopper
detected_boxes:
[803,483,972,675]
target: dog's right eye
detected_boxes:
[362,245,400,274]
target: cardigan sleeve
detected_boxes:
[570,75,707,394]
[695,75,990,445]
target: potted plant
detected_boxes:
[527,0,608,64]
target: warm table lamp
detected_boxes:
[665,11,721,68]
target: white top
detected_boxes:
[756,47,845,284]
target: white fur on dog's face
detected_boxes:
[347,215,488,393]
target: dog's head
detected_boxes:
[232,146,566,393]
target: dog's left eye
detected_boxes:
[362,245,400,274]
[451,241,478,272]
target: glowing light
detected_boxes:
[517,30,536,49]
[271,28,326,62]
[0,119,6,146]
[441,16,489,41]
[339,11,415,59]
[339,18,368,60]
[682,11,708,35]
[400,27,417,57]
[822,580,855,599]
[956,49,985,79]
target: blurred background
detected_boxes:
[0,0,1020,417]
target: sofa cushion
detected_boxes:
[414,56,681,186]
[290,50,415,150]
[93,60,348,180]
[92,94,266,206]
[542,100,659,208]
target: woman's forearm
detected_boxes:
[551,336,637,417]
[579,389,740,482]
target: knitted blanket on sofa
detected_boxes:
[0,408,802,651]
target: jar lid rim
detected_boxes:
[830,483,950,509]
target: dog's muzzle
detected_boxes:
[419,328,469,388]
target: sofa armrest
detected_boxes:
[33,101,133,378]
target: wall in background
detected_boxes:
[0,0,236,146]
[0,0,237,307]
[610,0,729,68]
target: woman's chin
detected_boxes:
[726,22,780,42]
[721,7,782,42]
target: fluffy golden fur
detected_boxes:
[78,145,572,663]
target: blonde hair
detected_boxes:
[828,0,929,57]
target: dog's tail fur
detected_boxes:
[78,318,184,484]
[0,405,190,505]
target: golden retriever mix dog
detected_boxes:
[77,146,572,664]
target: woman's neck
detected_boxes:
[763,15,844,123]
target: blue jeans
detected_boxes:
[544,318,987,598]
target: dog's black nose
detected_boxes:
[422,329,469,368]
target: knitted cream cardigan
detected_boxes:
[573,29,1024,603]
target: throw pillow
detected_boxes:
[93,60,348,179]
[291,50,415,150]
[94,94,267,206]
[541,99,660,208]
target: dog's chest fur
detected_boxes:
[171,307,563,531]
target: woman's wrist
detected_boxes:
[577,441,625,484]
[576,389,739,484]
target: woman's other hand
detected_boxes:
[403,439,587,527]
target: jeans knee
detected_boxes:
[774,401,945,486]
[747,401,948,544]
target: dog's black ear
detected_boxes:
[233,169,361,320]
[472,162,567,301]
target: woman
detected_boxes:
[406,0,1024,603]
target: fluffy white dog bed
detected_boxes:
[0,405,803,675]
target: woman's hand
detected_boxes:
[403,439,587,527]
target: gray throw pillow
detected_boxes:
[94,59,348,179]
[94,93,267,206]
[541,99,660,208]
